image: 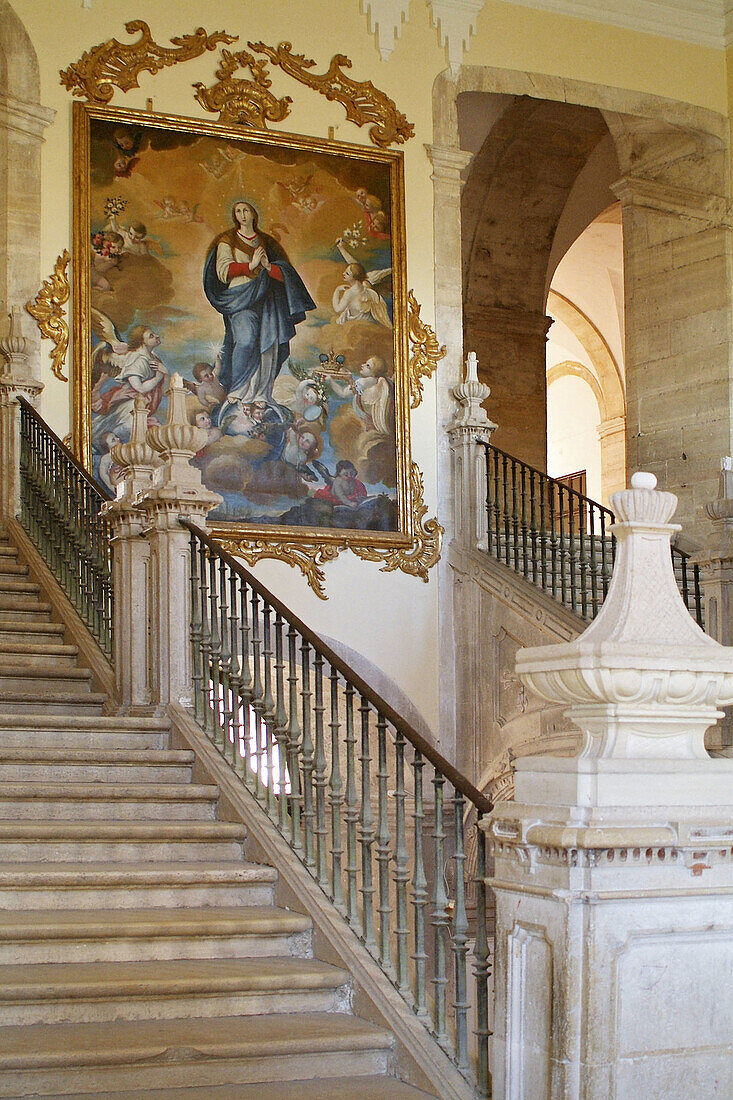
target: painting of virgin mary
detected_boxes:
[203,199,316,423]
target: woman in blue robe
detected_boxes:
[203,201,315,422]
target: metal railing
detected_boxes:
[17,398,114,658]
[482,442,704,626]
[183,520,492,1097]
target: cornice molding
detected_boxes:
[498,0,727,49]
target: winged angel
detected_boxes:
[333,240,392,329]
[89,307,169,446]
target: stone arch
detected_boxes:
[0,0,54,375]
[431,64,728,542]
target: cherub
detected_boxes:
[97,431,125,494]
[193,411,223,452]
[90,233,124,293]
[332,239,392,328]
[183,356,225,410]
[354,187,382,215]
[282,419,322,480]
[219,398,257,437]
[314,459,368,508]
[329,355,394,435]
[104,212,154,256]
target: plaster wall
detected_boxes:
[6,0,732,751]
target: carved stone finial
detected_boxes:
[449,350,496,432]
[107,393,161,504]
[517,471,733,760]
[0,308,30,377]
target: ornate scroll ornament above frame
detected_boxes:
[195,41,414,149]
[26,251,71,383]
[60,21,236,105]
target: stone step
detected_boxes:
[0,1014,398,1097]
[0,578,40,595]
[0,905,312,964]
[0,782,219,820]
[0,642,79,664]
[0,562,29,577]
[0,602,54,621]
[0,861,277,910]
[0,819,246,863]
[0,748,194,785]
[0,622,66,646]
[0,593,48,612]
[0,665,92,694]
[0,714,170,751]
[43,1080,438,1100]
[0,691,107,716]
[0,956,350,1025]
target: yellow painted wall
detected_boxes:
[11,0,730,742]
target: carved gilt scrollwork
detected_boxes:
[248,41,414,148]
[193,48,293,129]
[407,290,446,409]
[213,535,345,601]
[26,251,71,383]
[351,462,443,582]
[60,21,237,104]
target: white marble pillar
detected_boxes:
[137,375,221,710]
[101,396,160,711]
[484,471,733,1099]
[0,308,42,522]
[447,351,496,551]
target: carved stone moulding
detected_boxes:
[25,251,71,383]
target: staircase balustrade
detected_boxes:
[482,441,704,626]
[17,397,114,657]
[182,519,493,1098]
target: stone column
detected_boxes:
[447,350,496,551]
[0,308,43,522]
[101,396,160,711]
[485,471,733,1098]
[464,304,552,472]
[597,413,626,502]
[138,375,221,710]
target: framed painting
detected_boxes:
[72,103,414,554]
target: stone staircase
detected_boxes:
[0,530,438,1099]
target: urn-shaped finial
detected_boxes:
[451,351,496,431]
[146,373,207,460]
[516,472,733,760]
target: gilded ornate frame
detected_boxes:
[73,103,429,590]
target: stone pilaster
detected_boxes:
[0,308,43,522]
[137,375,221,710]
[485,472,733,1098]
[463,304,552,472]
[597,413,626,502]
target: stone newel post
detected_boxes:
[0,308,43,521]
[138,375,221,709]
[101,396,160,711]
[447,351,496,550]
[484,472,733,1099]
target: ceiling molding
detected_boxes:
[498,0,727,49]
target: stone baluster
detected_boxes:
[485,471,733,1099]
[0,308,43,521]
[447,351,496,551]
[101,395,160,710]
[137,374,221,709]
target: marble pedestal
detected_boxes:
[484,758,733,1099]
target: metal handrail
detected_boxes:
[481,441,704,626]
[17,397,114,657]
[181,518,492,1097]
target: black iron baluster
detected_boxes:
[329,664,344,910]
